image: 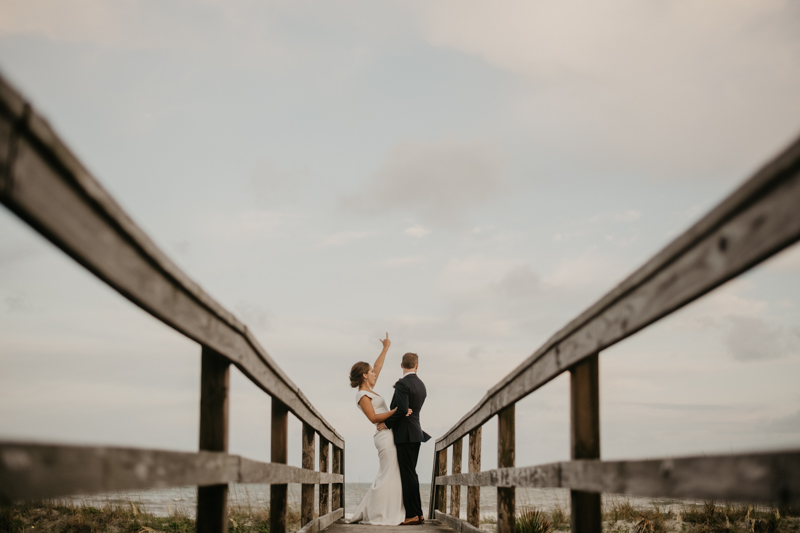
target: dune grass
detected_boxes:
[0,499,304,533]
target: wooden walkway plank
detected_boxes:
[328,519,457,533]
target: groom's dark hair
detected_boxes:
[401,352,418,369]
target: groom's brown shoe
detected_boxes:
[400,517,421,526]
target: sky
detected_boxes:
[1,0,800,487]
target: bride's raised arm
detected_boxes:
[371,332,391,385]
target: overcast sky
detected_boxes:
[1,0,800,486]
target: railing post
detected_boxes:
[467,427,482,528]
[332,446,343,511]
[570,353,601,533]
[435,448,447,514]
[319,437,330,516]
[497,406,515,533]
[301,423,315,526]
[450,437,462,518]
[197,347,230,533]
[271,398,289,533]
[341,443,346,512]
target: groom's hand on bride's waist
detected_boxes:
[376,422,387,431]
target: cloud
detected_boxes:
[759,409,800,434]
[381,256,427,268]
[723,315,800,361]
[417,0,800,176]
[320,231,373,247]
[250,161,311,207]
[234,302,272,332]
[492,264,543,299]
[3,293,36,313]
[211,210,283,240]
[343,139,506,227]
[763,244,800,273]
[614,210,642,222]
[404,225,430,238]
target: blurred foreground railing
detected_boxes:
[429,130,800,532]
[0,73,344,533]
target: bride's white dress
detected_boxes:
[349,390,406,525]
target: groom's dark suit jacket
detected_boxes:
[383,373,431,444]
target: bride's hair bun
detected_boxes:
[350,361,370,388]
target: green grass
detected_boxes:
[0,499,305,533]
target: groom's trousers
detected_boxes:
[396,442,423,519]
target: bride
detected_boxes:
[348,333,410,525]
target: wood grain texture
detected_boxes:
[271,399,289,533]
[0,73,342,450]
[450,439,462,518]
[433,449,800,506]
[435,510,483,533]
[497,407,515,533]
[331,446,342,512]
[296,508,344,533]
[435,451,447,513]
[570,355,600,533]
[302,423,316,526]
[319,437,330,516]
[435,131,800,452]
[198,347,231,533]
[0,443,245,503]
[467,428,481,528]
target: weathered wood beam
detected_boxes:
[467,427,481,528]
[497,407,515,533]
[301,423,316,526]
[434,450,447,514]
[271,399,289,533]
[450,438,462,518]
[433,450,800,506]
[0,442,339,504]
[435,129,800,452]
[0,443,237,504]
[319,437,330,516]
[331,446,343,512]
[570,354,600,533]
[0,73,343,450]
[197,347,231,533]
[296,508,344,533]
[435,510,483,533]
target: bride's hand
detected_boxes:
[406,409,413,417]
[379,332,391,351]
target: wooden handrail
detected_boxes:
[436,131,800,452]
[429,129,800,531]
[0,442,344,504]
[0,73,342,449]
[432,450,800,505]
[0,71,345,533]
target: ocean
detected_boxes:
[63,483,699,519]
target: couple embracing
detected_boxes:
[348,333,431,526]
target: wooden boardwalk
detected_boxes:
[327,520,455,533]
[3,67,800,533]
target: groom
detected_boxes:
[377,352,431,525]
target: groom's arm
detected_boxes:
[383,381,409,429]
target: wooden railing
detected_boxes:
[429,131,800,532]
[0,74,345,533]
